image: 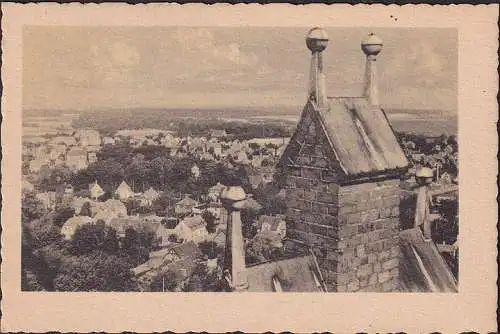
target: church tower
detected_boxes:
[279,29,409,292]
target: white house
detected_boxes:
[174,215,207,243]
[89,181,105,200]
[61,216,94,240]
[115,180,135,201]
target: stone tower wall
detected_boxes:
[282,106,403,292]
[333,180,401,292]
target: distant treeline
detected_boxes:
[72,109,295,139]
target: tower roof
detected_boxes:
[279,98,408,180]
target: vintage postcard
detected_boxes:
[1,3,498,333]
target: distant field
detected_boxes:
[23,107,457,137]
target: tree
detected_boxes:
[182,262,223,292]
[149,269,179,292]
[21,193,46,224]
[202,210,217,234]
[125,198,142,216]
[102,226,120,254]
[80,201,92,217]
[52,206,76,228]
[121,227,149,266]
[71,222,106,255]
[198,240,223,260]
[29,216,62,249]
[53,250,139,292]
[245,232,284,264]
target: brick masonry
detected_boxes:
[283,107,402,292]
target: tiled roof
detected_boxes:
[115,181,134,195]
[256,215,286,231]
[170,241,202,260]
[176,196,199,207]
[180,215,206,231]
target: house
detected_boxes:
[35,192,57,210]
[108,216,144,238]
[235,151,250,165]
[93,199,127,223]
[66,147,88,170]
[87,151,98,164]
[61,215,94,240]
[64,184,74,194]
[49,136,76,146]
[72,197,93,215]
[210,129,227,138]
[102,137,115,145]
[131,241,202,278]
[255,215,287,239]
[411,153,425,162]
[259,166,276,184]
[174,215,208,243]
[89,181,105,200]
[191,164,201,179]
[115,180,135,201]
[439,172,453,185]
[75,129,101,147]
[174,195,199,216]
[141,187,160,206]
[208,182,226,203]
[29,159,47,173]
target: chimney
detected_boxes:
[221,185,248,291]
[306,27,329,108]
[361,33,383,108]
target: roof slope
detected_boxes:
[399,228,458,292]
[280,99,408,179]
[176,196,199,207]
[319,97,408,175]
[115,181,134,195]
[246,255,323,292]
[180,215,206,231]
[170,241,202,259]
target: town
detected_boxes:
[21,111,458,292]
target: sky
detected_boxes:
[23,26,457,112]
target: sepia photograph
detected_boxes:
[2,3,498,333]
[21,26,459,293]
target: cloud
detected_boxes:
[172,28,259,68]
[89,41,141,87]
[385,39,447,87]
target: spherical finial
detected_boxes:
[361,32,383,56]
[221,185,246,209]
[306,27,329,53]
[415,166,434,185]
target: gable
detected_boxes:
[279,101,345,181]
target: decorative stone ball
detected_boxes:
[361,32,383,56]
[221,186,246,202]
[415,166,434,184]
[306,27,329,53]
